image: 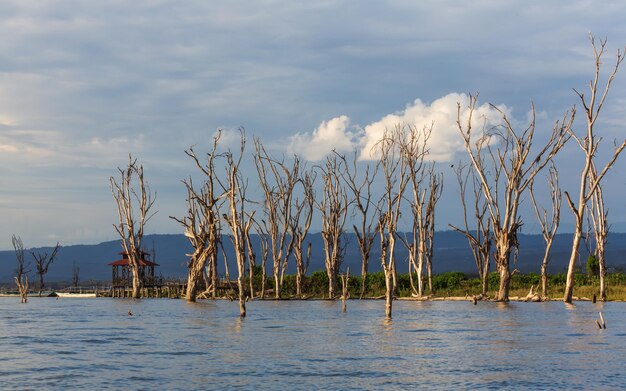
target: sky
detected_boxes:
[1,1,626,250]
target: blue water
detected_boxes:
[0,298,623,390]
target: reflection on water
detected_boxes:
[1,298,625,389]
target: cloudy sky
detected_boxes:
[1,1,626,249]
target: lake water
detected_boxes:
[0,297,624,390]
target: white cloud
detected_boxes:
[288,93,507,162]
[287,115,358,161]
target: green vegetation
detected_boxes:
[246,269,626,300]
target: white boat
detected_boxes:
[55,292,97,298]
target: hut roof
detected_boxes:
[108,258,159,267]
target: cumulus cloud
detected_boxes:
[287,115,359,161]
[287,93,507,162]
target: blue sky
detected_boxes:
[1,1,626,249]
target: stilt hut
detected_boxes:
[109,251,159,289]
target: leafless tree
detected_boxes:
[243,214,257,299]
[335,151,379,299]
[457,95,572,301]
[110,155,157,299]
[254,139,300,298]
[290,169,316,297]
[221,130,252,316]
[396,125,439,297]
[32,242,61,295]
[172,133,224,302]
[424,171,443,293]
[529,163,561,298]
[316,154,349,299]
[589,162,609,301]
[12,235,29,303]
[563,37,626,303]
[254,222,270,298]
[450,164,492,296]
[376,127,409,318]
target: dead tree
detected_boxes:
[316,154,349,299]
[254,139,300,299]
[376,128,409,318]
[529,163,561,298]
[221,130,251,316]
[563,37,626,303]
[424,171,443,293]
[31,242,60,295]
[110,155,157,299]
[254,222,270,298]
[450,164,492,297]
[341,267,350,312]
[397,125,440,297]
[290,169,316,297]
[12,235,29,303]
[243,214,257,299]
[335,151,379,299]
[457,95,572,301]
[589,161,609,301]
[171,133,224,302]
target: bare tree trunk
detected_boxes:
[32,242,61,295]
[334,151,379,300]
[317,155,348,300]
[529,164,561,299]
[110,155,156,300]
[538,255,548,297]
[497,261,511,301]
[564,228,582,303]
[457,94,572,302]
[171,135,223,303]
[376,128,409,318]
[384,266,393,319]
[563,37,626,303]
[482,265,489,297]
[13,235,30,303]
[254,139,300,300]
[341,267,350,312]
[416,250,425,297]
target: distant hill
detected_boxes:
[1,232,625,284]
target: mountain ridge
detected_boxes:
[1,231,625,284]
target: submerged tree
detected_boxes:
[529,164,561,298]
[563,37,626,303]
[254,139,300,299]
[376,127,409,318]
[589,162,609,301]
[450,164,492,297]
[457,95,572,301]
[290,168,316,297]
[110,155,157,299]
[221,130,252,316]
[12,235,29,303]
[335,151,379,299]
[172,133,224,302]
[316,154,349,299]
[31,242,61,295]
[397,125,441,297]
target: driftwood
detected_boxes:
[524,285,542,302]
